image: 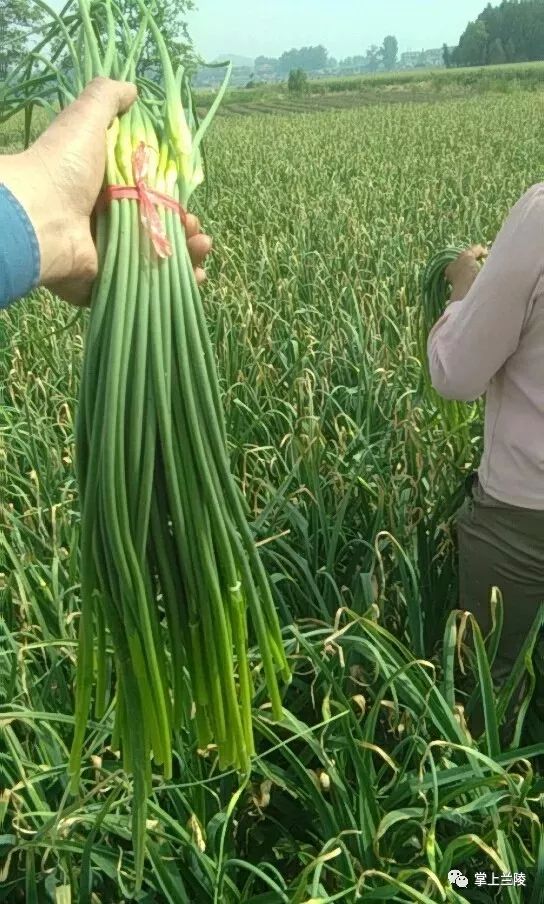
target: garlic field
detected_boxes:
[2,88,544,902]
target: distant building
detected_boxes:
[400,51,422,69]
[254,60,277,79]
[423,47,450,68]
[338,63,368,75]
[194,62,281,89]
[193,65,250,88]
[399,47,452,70]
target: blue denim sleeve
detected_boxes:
[0,184,41,309]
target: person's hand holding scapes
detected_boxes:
[1,77,212,306]
[445,244,488,303]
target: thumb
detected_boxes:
[44,77,137,140]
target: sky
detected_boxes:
[187,0,489,61]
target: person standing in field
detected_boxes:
[427,188,544,739]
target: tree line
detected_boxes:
[8,0,544,89]
[256,36,399,77]
[446,0,544,68]
[2,2,402,81]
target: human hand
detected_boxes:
[445,244,488,303]
[445,244,488,285]
[1,78,212,306]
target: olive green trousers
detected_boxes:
[455,473,544,741]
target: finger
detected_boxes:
[45,77,138,141]
[187,233,212,269]
[184,212,201,239]
[195,267,207,286]
[76,77,137,127]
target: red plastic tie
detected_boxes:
[97,142,187,259]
